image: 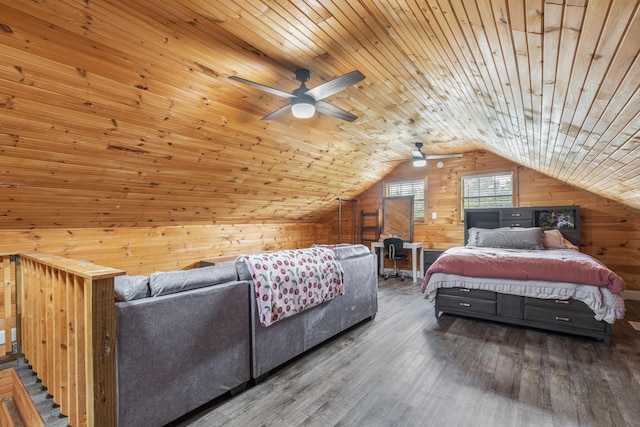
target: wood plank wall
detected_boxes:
[338,151,640,292]
[0,222,328,276]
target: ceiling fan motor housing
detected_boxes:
[295,68,312,83]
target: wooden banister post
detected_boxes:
[85,277,117,427]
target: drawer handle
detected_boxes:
[554,300,570,305]
[459,302,471,307]
[458,288,471,293]
[511,223,521,227]
[511,213,522,217]
[555,316,571,322]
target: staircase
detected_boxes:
[0,365,45,426]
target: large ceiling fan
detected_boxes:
[411,142,463,167]
[229,68,365,121]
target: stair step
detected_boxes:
[0,368,45,427]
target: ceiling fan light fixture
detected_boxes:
[291,97,316,119]
[412,142,426,167]
[412,157,427,167]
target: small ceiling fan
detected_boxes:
[229,68,365,121]
[411,142,463,167]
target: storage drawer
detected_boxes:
[501,208,532,220]
[524,305,606,332]
[437,295,496,315]
[524,297,593,313]
[499,219,533,228]
[438,287,496,301]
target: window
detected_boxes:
[386,180,425,219]
[462,172,513,209]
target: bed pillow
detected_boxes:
[543,229,579,250]
[543,229,565,249]
[467,227,509,246]
[475,227,545,250]
[114,275,150,302]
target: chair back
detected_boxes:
[383,237,404,260]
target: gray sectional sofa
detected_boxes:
[115,263,251,427]
[113,244,377,427]
[237,244,378,381]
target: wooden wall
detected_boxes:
[1,149,637,293]
[0,222,328,275]
[342,150,640,292]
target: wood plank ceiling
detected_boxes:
[0,0,638,228]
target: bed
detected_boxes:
[421,205,626,345]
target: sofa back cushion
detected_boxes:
[114,275,150,302]
[324,244,370,260]
[149,263,239,297]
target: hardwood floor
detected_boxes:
[169,279,640,427]
[4,278,640,426]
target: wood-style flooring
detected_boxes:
[169,278,640,427]
[5,278,640,426]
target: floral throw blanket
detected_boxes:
[240,247,345,327]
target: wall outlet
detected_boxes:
[432,212,437,219]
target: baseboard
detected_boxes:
[622,290,640,301]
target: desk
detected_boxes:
[371,241,424,283]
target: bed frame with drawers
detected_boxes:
[434,205,612,345]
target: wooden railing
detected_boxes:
[0,254,17,358]
[18,252,124,427]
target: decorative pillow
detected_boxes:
[475,227,545,250]
[149,264,239,297]
[562,238,579,250]
[114,275,150,302]
[543,229,580,250]
[543,229,565,249]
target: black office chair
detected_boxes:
[383,237,408,281]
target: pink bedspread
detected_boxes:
[241,247,344,327]
[420,246,625,294]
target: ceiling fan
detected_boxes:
[229,68,365,121]
[411,142,463,167]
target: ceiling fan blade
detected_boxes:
[424,154,463,159]
[315,101,358,122]
[261,104,292,120]
[305,70,365,101]
[229,75,295,99]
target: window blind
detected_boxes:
[462,173,513,209]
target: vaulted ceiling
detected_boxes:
[0,0,638,228]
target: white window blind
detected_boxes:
[462,172,513,209]
[386,180,425,219]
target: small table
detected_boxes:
[199,255,239,268]
[371,241,424,283]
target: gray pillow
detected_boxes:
[149,264,239,297]
[114,275,150,302]
[475,227,545,250]
[467,227,509,246]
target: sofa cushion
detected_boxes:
[149,264,239,297]
[236,257,252,281]
[313,244,371,260]
[114,275,150,302]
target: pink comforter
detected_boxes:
[241,247,344,327]
[420,246,625,294]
